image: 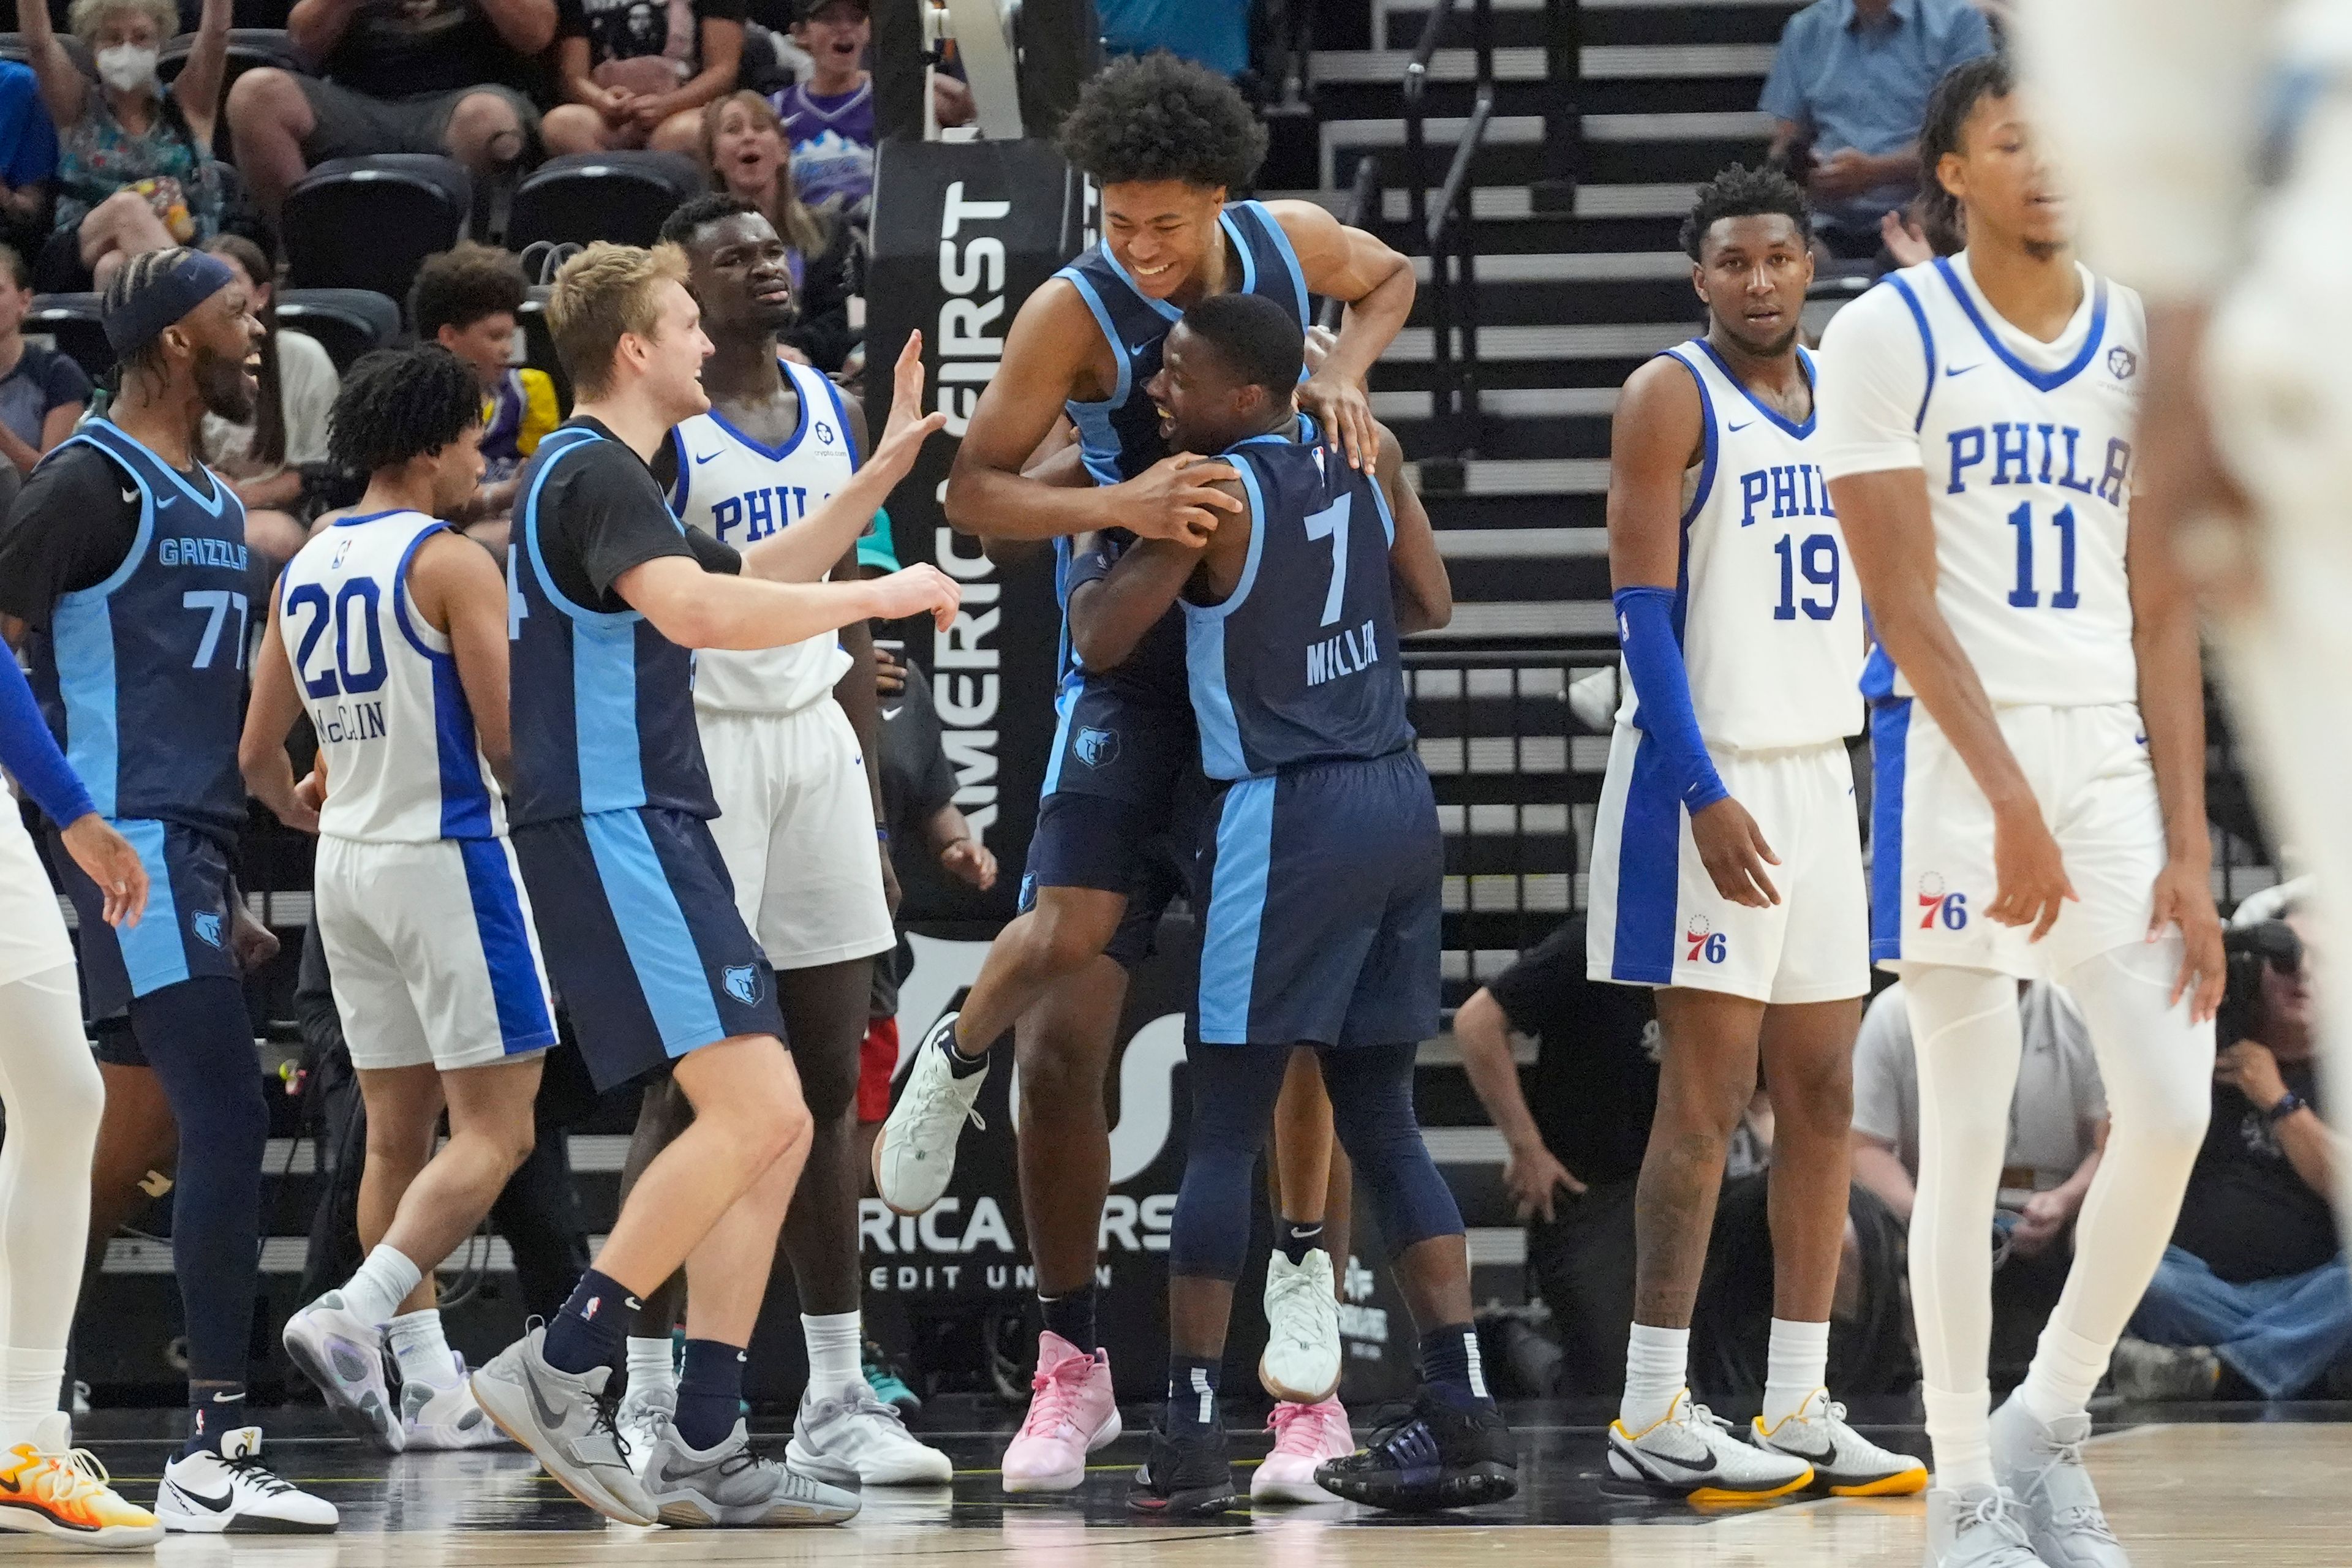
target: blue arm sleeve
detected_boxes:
[1612,586,1728,813]
[0,653,95,827]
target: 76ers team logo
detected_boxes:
[1916,872,1969,931]
[1684,914,1727,964]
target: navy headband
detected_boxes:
[103,249,238,356]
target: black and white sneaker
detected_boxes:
[156,1428,339,1534]
[1314,1390,1517,1513]
[1751,1387,1928,1496]
[1605,1390,1812,1504]
[1126,1425,1237,1517]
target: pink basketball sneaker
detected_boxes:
[1001,1333,1121,1493]
[1251,1398,1354,1504]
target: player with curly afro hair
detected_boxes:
[325,345,485,485]
[867,47,1420,1506]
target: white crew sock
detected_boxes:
[1619,1323,1689,1434]
[802,1311,864,1398]
[386,1308,454,1390]
[0,1346,66,1451]
[1762,1317,1831,1432]
[627,1336,678,1397]
[337,1245,424,1329]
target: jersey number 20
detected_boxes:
[286,579,387,699]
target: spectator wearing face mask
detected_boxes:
[15,0,230,293]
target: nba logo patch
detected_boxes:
[723,964,763,1006]
[192,911,224,949]
[330,538,352,569]
[1075,726,1120,768]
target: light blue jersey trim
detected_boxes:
[1197,775,1275,1042]
[1059,268,1131,486]
[114,817,189,995]
[572,628,642,816]
[1038,672,1082,797]
[520,428,633,626]
[582,809,725,1054]
[50,595,119,818]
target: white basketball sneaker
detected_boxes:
[156,1429,339,1534]
[401,1355,507,1450]
[1605,1391,1812,1503]
[1926,1484,2059,1568]
[617,1381,677,1477]
[1989,1398,2131,1568]
[1259,1249,1341,1404]
[871,1012,987,1216]
[1751,1387,1929,1496]
[788,1387,952,1485]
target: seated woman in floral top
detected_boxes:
[16,0,230,293]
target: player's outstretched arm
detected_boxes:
[1608,358,1777,908]
[1066,528,1202,675]
[739,333,946,586]
[239,576,320,836]
[943,283,1242,545]
[410,528,518,788]
[617,554,960,652]
[1374,423,1450,635]
[2127,503,2225,1020]
[1268,200,1415,471]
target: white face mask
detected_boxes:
[96,43,158,93]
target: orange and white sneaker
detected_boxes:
[0,1413,164,1549]
[1752,1388,1929,1497]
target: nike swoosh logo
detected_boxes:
[624,1297,642,1311]
[524,1366,574,1437]
[1945,364,1979,378]
[882,706,902,721]
[119,488,137,504]
[692,450,722,465]
[1727,420,1753,433]
[0,1473,20,1494]
[1638,1446,1719,1476]
[211,1391,246,1403]
[2133,733,2148,745]
[172,1482,235,1513]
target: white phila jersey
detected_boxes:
[670,357,860,716]
[1616,339,1863,750]
[277,510,503,844]
[1816,251,2146,708]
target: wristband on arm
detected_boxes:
[0,654,96,827]
[1612,585,1728,813]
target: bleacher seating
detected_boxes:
[24,293,108,383]
[274,287,401,371]
[281,154,472,301]
[507,151,708,254]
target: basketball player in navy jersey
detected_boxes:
[606,194,951,1486]
[466,241,957,1529]
[1066,292,1514,1515]
[0,248,337,1533]
[873,52,1413,1490]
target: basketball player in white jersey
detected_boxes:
[243,346,557,1455]
[1588,164,1922,1504]
[604,193,949,1486]
[2015,0,2352,1231]
[1818,57,2224,1568]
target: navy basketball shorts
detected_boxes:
[1017,676,1202,970]
[53,818,241,1019]
[1191,750,1443,1048]
[511,805,785,1090]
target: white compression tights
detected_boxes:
[0,965,105,1448]
[1903,941,2214,1488]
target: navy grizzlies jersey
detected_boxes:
[1054,200,1309,702]
[507,425,717,826]
[1186,418,1412,780]
[30,419,250,835]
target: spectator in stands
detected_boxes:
[0,243,89,474]
[1096,1,1250,81]
[542,0,744,156]
[16,0,229,292]
[406,242,559,533]
[1849,978,2109,1376]
[769,0,967,225]
[1759,0,1994,259]
[0,60,61,260]
[701,89,853,370]
[2116,913,2352,1402]
[225,0,554,223]
[197,233,336,562]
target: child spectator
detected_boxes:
[406,242,560,527]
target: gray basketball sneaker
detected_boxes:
[470,1326,655,1526]
[1989,1400,2131,1568]
[641,1419,862,1527]
[1926,1485,2058,1568]
[281,1292,402,1453]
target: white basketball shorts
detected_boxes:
[1869,699,2163,980]
[315,833,557,1072]
[0,803,72,989]
[1588,727,1869,1005]
[698,700,895,971]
